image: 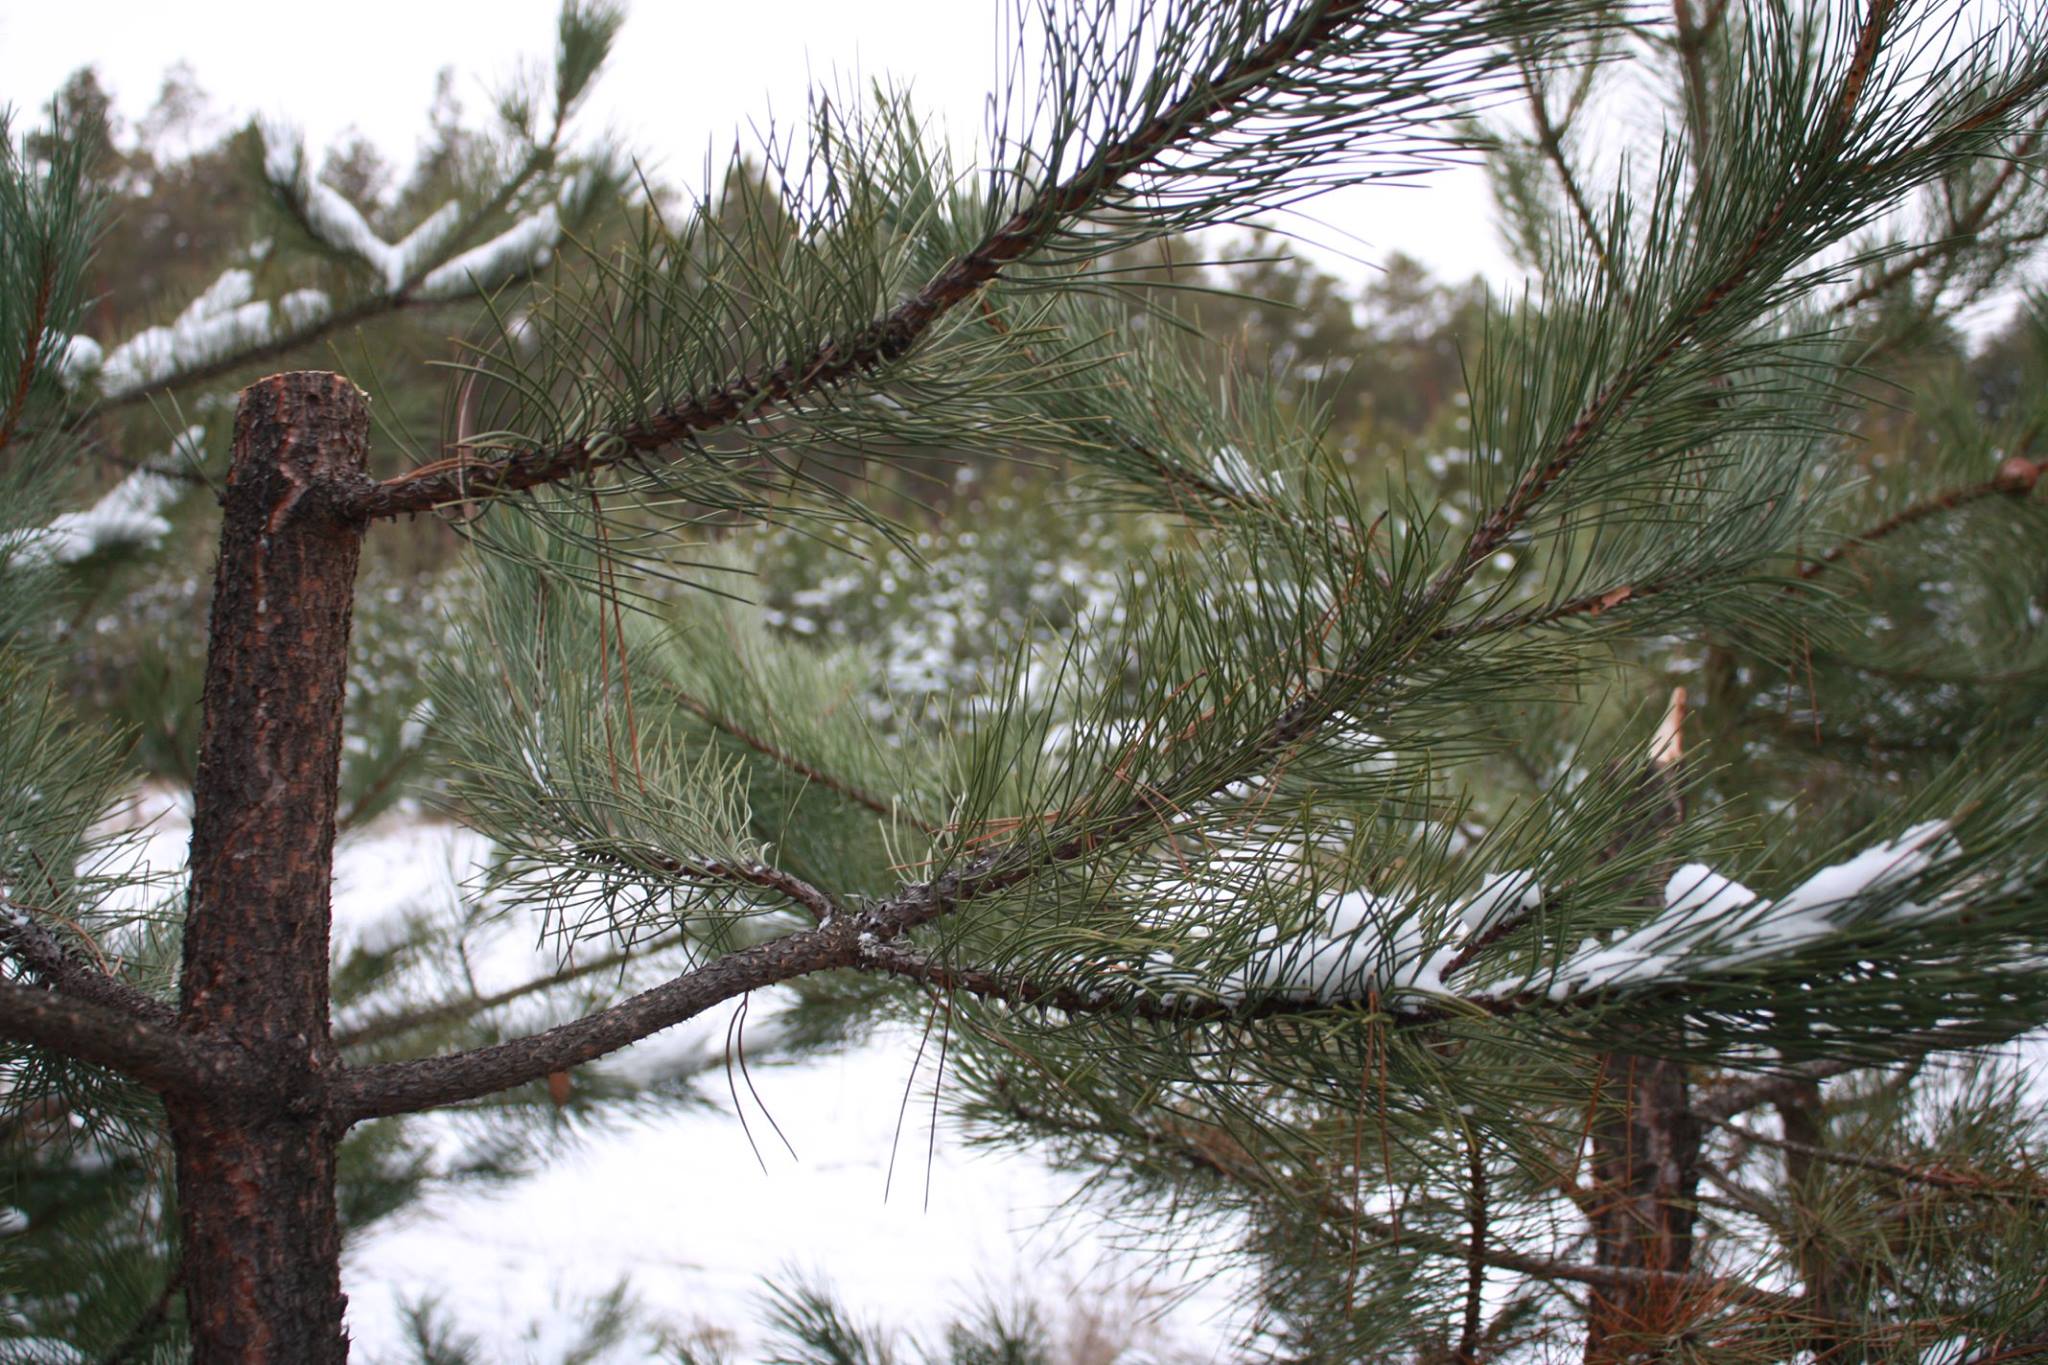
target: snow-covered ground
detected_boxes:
[109,793,1247,1361]
[341,1031,1239,1360]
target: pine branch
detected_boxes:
[1838,107,2048,312]
[999,1092,1805,1314]
[0,899,176,1028]
[655,679,940,836]
[1793,451,2043,582]
[1433,578,1692,639]
[97,1270,181,1365]
[349,0,1500,520]
[1458,1132,1489,1363]
[0,241,54,453]
[1706,1117,2048,1203]
[333,934,665,1050]
[853,938,1487,1023]
[1696,1155,1789,1231]
[0,980,237,1097]
[1518,51,1614,283]
[75,107,576,424]
[1671,0,1724,187]
[1439,2,1915,609]
[1694,1018,2048,1122]
[1956,1329,2048,1365]
[335,912,859,1121]
[839,14,1937,954]
[79,254,560,423]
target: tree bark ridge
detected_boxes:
[170,371,369,1365]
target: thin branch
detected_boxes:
[697,857,845,923]
[1707,1117,2048,1203]
[334,935,657,1050]
[334,915,859,1122]
[1956,1328,2048,1365]
[79,259,556,425]
[1439,445,2039,639]
[1458,1132,1489,1363]
[0,903,175,1028]
[853,938,1387,1023]
[1442,0,1903,590]
[0,245,54,452]
[1694,1017,2047,1122]
[1519,52,1614,282]
[0,981,241,1098]
[1005,1094,1804,1314]
[1435,576,1689,640]
[1671,0,1720,191]
[1696,1155,1792,1231]
[845,80,1878,952]
[79,131,566,424]
[1838,108,2048,313]
[98,1269,180,1365]
[1793,455,2042,582]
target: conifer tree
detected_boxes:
[4,2,2048,1361]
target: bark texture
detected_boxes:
[1584,1055,1705,1362]
[169,372,369,1364]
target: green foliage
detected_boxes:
[8,0,2048,1359]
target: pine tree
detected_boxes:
[4,2,2048,1361]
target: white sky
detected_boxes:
[0,0,1519,291]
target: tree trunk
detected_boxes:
[1584,1054,1704,1362]
[168,372,369,1363]
[1779,1078,1855,1361]
[1584,719,1702,1362]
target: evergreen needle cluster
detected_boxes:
[3,2,2048,1360]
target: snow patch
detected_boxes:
[96,273,331,398]
[417,203,562,300]
[6,433,198,567]
[1547,822,1954,998]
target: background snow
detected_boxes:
[108,795,1245,1360]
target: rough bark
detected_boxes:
[168,372,369,1365]
[1584,1054,1705,1361]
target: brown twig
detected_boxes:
[1458,1129,1490,1362]
[1839,108,2048,312]
[335,912,861,1121]
[333,936,661,1050]
[1708,1116,2048,1203]
[1792,455,2042,583]
[1519,51,1615,284]
[0,248,54,453]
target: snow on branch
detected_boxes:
[56,333,104,387]
[4,427,200,567]
[1130,822,1964,1015]
[261,123,464,294]
[1543,822,1957,997]
[1141,866,1545,1011]
[262,123,563,301]
[417,201,561,300]
[62,267,332,399]
[47,126,572,406]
